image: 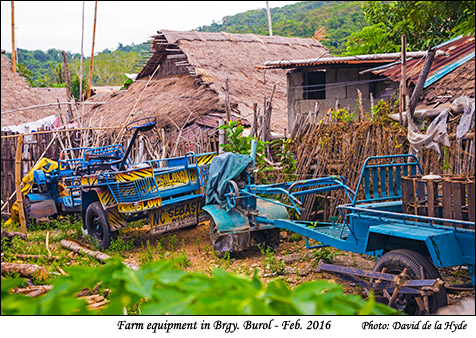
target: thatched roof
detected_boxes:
[86,30,329,133]
[419,58,475,106]
[1,54,68,126]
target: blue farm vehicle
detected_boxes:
[23,117,215,249]
[203,145,475,314]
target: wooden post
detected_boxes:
[11,1,16,73]
[218,119,225,154]
[357,88,364,122]
[15,134,26,233]
[62,51,73,120]
[409,48,435,119]
[225,72,231,121]
[87,1,98,100]
[399,34,406,125]
[251,103,258,138]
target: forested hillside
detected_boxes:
[198,1,367,55]
[5,42,150,95]
[5,1,473,93]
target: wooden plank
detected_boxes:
[426,179,435,217]
[451,181,463,221]
[468,182,475,222]
[442,180,453,221]
[15,134,26,233]
[416,180,426,216]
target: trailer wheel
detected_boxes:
[373,249,447,314]
[23,197,36,229]
[85,201,117,250]
[252,228,281,250]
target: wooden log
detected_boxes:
[1,262,49,280]
[11,284,53,297]
[14,254,59,261]
[409,48,436,118]
[1,229,28,241]
[60,239,139,270]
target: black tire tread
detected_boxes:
[85,201,112,250]
[373,249,447,314]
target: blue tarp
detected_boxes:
[205,152,252,206]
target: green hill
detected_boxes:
[197,1,368,55]
[6,1,367,91]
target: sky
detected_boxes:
[1,1,299,55]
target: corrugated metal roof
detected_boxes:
[258,55,401,70]
[369,35,475,87]
[257,51,446,70]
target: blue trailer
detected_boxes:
[23,117,216,249]
[203,148,475,314]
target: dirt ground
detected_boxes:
[113,220,474,309]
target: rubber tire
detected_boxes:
[252,228,281,250]
[23,197,36,229]
[209,218,250,255]
[373,249,447,314]
[84,201,117,250]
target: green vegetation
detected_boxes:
[5,42,150,97]
[1,257,398,315]
[198,1,368,55]
[258,244,286,276]
[7,0,474,99]
[345,1,475,55]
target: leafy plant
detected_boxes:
[288,233,302,242]
[105,237,135,256]
[258,245,285,276]
[331,108,355,124]
[312,246,342,265]
[218,120,272,183]
[1,257,399,315]
[137,240,155,264]
[270,138,297,179]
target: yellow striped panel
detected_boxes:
[107,207,127,231]
[196,153,216,166]
[97,188,116,207]
[116,167,154,182]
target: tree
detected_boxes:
[344,23,400,55]
[345,1,475,55]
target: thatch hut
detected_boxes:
[1,54,68,129]
[85,30,329,135]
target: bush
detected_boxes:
[1,257,399,315]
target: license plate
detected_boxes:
[149,199,203,232]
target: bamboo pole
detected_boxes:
[11,1,16,73]
[225,72,231,121]
[1,101,105,115]
[1,126,122,140]
[399,34,406,125]
[80,1,85,122]
[113,63,161,145]
[87,1,98,100]
[62,51,73,120]
[266,1,273,36]
[15,134,26,233]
